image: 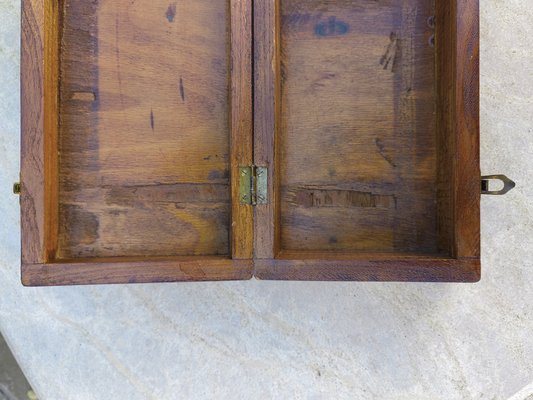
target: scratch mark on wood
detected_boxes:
[375,138,397,167]
[179,77,185,102]
[150,109,155,132]
[114,15,126,112]
[166,3,177,23]
[380,32,400,72]
[104,184,229,207]
[291,188,396,209]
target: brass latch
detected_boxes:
[481,175,515,195]
[239,166,268,206]
[13,182,21,195]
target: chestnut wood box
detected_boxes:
[20,0,480,286]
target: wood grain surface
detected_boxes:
[21,0,60,265]
[58,0,234,258]
[252,0,480,282]
[278,0,438,254]
[255,256,480,282]
[22,258,252,286]
[253,0,281,259]
[21,0,480,285]
[21,0,253,285]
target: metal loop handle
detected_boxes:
[481,175,516,195]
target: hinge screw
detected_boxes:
[13,182,21,195]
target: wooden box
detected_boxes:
[21,0,480,286]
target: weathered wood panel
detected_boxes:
[58,0,232,258]
[278,0,438,253]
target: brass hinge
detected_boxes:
[13,182,21,195]
[239,166,268,206]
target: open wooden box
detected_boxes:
[21,0,480,285]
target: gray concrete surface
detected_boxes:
[0,334,34,400]
[1,0,532,399]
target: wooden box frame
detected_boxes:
[21,0,480,286]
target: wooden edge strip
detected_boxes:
[254,257,480,282]
[253,0,281,259]
[21,0,46,265]
[454,0,480,258]
[43,0,60,260]
[22,259,253,287]
[230,0,254,259]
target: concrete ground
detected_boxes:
[0,334,34,400]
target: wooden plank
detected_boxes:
[453,0,480,258]
[21,0,59,265]
[277,0,438,254]
[254,0,480,282]
[435,0,456,256]
[22,258,252,286]
[231,0,254,259]
[435,0,480,258]
[391,0,437,253]
[255,256,480,282]
[21,0,254,286]
[254,0,281,259]
[57,0,236,258]
[58,184,230,258]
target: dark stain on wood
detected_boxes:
[380,32,399,72]
[179,77,185,102]
[59,0,100,193]
[315,16,349,37]
[60,205,99,246]
[292,187,396,209]
[166,4,177,23]
[150,109,155,131]
[105,184,229,207]
[208,170,230,181]
[375,138,396,167]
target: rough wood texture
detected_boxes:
[58,0,234,258]
[253,0,480,282]
[21,0,480,285]
[278,0,437,253]
[230,0,254,259]
[21,0,59,265]
[451,0,480,258]
[254,0,281,259]
[255,257,480,282]
[435,0,480,258]
[22,258,252,286]
[21,0,253,286]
